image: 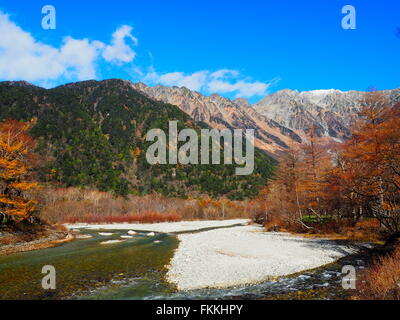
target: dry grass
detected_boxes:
[265,218,384,243]
[357,245,400,300]
[0,234,24,245]
[0,221,50,245]
[342,219,383,242]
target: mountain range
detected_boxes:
[132,83,400,156]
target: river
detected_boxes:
[0,227,369,300]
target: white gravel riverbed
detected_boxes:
[166,224,359,290]
[65,219,248,233]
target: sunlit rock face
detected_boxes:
[254,88,400,140]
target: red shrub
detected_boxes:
[62,211,182,224]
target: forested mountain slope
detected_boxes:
[0,79,276,199]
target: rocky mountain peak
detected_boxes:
[254,87,400,140]
[108,80,400,156]
[233,98,250,108]
[132,82,303,156]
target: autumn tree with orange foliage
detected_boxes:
[263,127,333,230]
[0,120,39,222]
[262,146,303,228]
[339,93,400,232]
[299,126,331,218]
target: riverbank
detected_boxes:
[166,224,367,290]
[0,226,74,256]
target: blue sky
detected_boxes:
[0,0,399,102]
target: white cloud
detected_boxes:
[207,79,269,98]
[209,69,239,80]
[102,25,138,64]
[144,68,278,98]
[0,12,137,82]
[144,69,208,91]
[60,37,102,79]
